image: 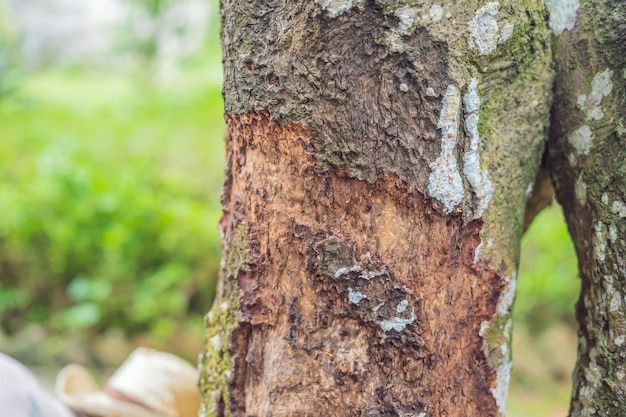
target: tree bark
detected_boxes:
[200,1,554,416]
[545,1,626,415]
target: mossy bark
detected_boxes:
[546,1,626,415]
[200,1,553,416]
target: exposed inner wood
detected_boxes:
[220,111,504,417]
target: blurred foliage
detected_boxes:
[515,203,580,332]
[0,3,19,99]
[0,62,225,341]
[124,0,174,16]
[118,0,176,63]
[114,0,214,81]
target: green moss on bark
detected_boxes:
[199,222,249,417]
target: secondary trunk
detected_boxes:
[199,1,553,416]
[546,1,626,415]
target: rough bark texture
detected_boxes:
[199,1,553,416]
[545,1,626,415]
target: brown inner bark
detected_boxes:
[220,111,505,417]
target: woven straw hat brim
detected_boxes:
[55,364,168,417]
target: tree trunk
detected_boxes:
[546,1,626,415]
[199,1,554,416]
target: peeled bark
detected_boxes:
[545,1,626,415]
[199,2,554,416]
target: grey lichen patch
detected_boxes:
[335,265,362,278]
[496,273,516,316]
[379,299,415,332]
[395,6,416,30]
[491,329,512,416]
[602,193,609,205]
[575,176,588,205]
[467,2,513,55]
[608,224,618,243]
[428,4,443,22]
[618,119,626,137]
[594,221,607,262]
[498,22,514,44]
[464,78,481,113]
[348,287,367,304]
[544,0,579,34]
[577,347,603,414]
[612,200,626,218]
[380,311,416,332]
[577,69,614,121]
[569,125,593,156]
[428,85,464,213]
[396,299,409,313]
[604,278,622,314]
[468,2,499,55]
[462,78,494,218]
[315,0,353,18]
[480,273,516,416]
[479,316,512,416]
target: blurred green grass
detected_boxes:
[515,204,580,331]
[0,65,225,344]
[508,203,580,416]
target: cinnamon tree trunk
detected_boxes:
[198,0,624,416]
[547,1,626,415]
[199,1,552,415]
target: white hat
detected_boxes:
[0,352,75,417]
[55,347,200,417]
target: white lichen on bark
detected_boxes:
[314,0,353,18]
[569,125,593,156]
[575,176,588,205]
[492,322,513,416]
[612,200,626,218]
[467,2,513,55]
[429,4,443,22]
[480,272,516,416]
[496,274,516,316]
[395,6,416,30]
[498,22,514,44]
[380,311,415,332]
[593,221,607,262]
[463,78,494,217]
[396,299,409,313]
[428,85,464,213]
[544,0,579,34]
[348,287,367,304]
[335,265,361,278]
[577,69,614,121]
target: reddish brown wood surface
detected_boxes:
[216,112,504,416]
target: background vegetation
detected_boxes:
[0,1,580,415]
